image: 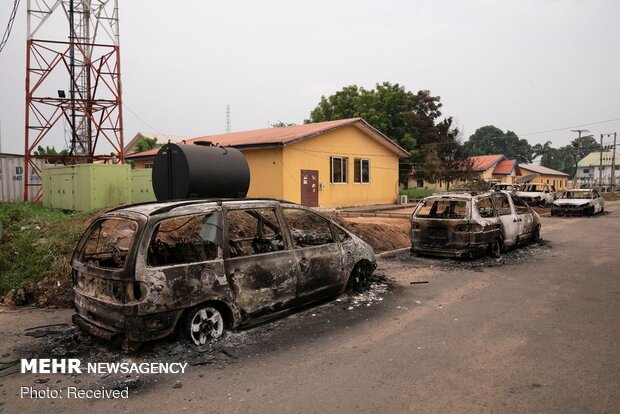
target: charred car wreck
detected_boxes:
[551,189,605,216]
[71,199,376,349]
[410,191,541,259]
[516,183,556,207]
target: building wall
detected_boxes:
[243,147,285,200]
[576,165,620,188]
[520,167,568,190]
[281,126,400,207]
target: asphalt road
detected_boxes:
[1,201,619,413]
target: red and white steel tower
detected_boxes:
[24,0,124,201]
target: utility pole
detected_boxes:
[571,129,589,188]
[599,134,604,187]
[225,105,231,133]
[612,132,617,191]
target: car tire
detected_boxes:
[185,305,225,346]
[531,225,541,243]
[601,207,605,215]
[489,238,502,259]
[347,262,372,293]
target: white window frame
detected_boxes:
[330,156,348,184]
[353,158,370,184]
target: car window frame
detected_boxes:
[145,210,224,269]
[222,205,292,260]
[281,206,338,249]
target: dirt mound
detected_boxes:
[331,215,410,253]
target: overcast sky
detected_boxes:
[1,0,619,155]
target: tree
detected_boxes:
[464,125,532,162]
[34,145,68,164]
[306,83,471,185]
[531,136,600,177]
[415,117,475,189]
[134,137,158,153]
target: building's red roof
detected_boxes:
[492,159,521,175]
[468,154,505,171]
[126,118,410,159]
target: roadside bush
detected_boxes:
[0,202,91,303]
[399,188,434,199]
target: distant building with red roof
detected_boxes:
[408,154,523,191]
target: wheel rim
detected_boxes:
[491,240,500,257]
[190,307,224,346]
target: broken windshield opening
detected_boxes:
[415,200,469,220]
[559,191,592,199]
[80,218,138,270]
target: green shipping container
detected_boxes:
[42,164,131,211]
[131,169,156,203]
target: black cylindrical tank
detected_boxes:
[152,143,250,201]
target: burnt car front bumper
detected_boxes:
[551,205,593,216]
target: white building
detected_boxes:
[576,150,620,190]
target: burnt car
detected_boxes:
[71,199,376,349]
[410,191,541,259]
[516,183,556,207]
[551,189,605,216]
[491,183,521,192]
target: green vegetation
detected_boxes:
[306,82,473,186]
[0,202,91,294]
[399,188,434,199]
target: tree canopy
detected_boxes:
[135,137,158,153]
[306,82,472,185]
[464,126,532,163]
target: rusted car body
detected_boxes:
[551,189,605,216]
[516,183,556,207]
[71,199,376,348]
[409,191,541,258]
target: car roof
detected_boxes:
[106,198,297,217]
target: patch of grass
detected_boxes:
[399,188,434,199]
[0,202,92,294]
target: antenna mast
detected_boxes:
[24,0,124,201]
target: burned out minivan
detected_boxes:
[410,191,541,258]
[71,199,376,349]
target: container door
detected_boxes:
[300,170,319,207]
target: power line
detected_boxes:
[0,0,20,55]
[122,103,168,137]
[520,118,620,136]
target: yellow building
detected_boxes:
[518,164,569,190]
[126,118,409,208]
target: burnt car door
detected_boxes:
[281,206,345,304]
[223,206,298,319]
[491,192,519,247]
[510,195,534,240]
[141,209,227,312]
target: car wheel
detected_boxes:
[531,225,541,243]
[489,239,502,259]
[347,262,372,293]
[186,305,225,346]
[601,207,605,215]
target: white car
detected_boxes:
[517,183,556,207]
[551,189,605,216]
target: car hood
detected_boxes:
[553,199,591,207]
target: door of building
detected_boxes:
[300,170,319,207]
